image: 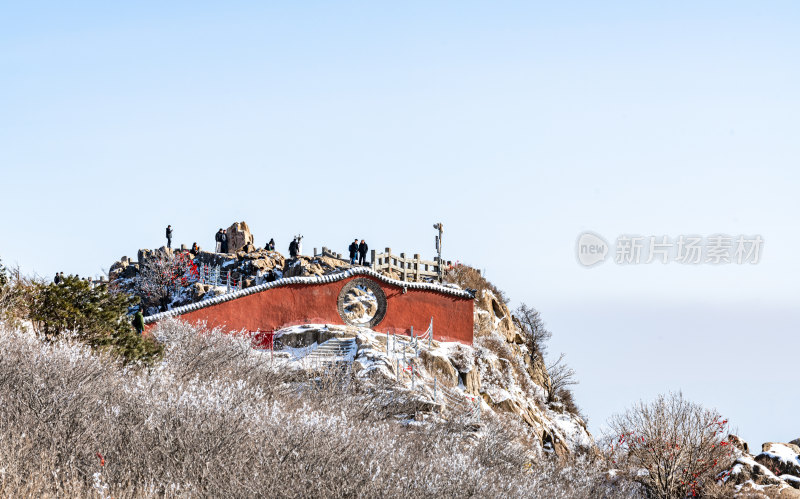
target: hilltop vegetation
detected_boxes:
[2,257,796,497]
[0,320,638,498]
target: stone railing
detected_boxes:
[313,246,451,283]
[371,248,448,283]
[315,247,350,262]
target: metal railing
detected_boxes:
[197,264,242,293]
[386,318,481,422]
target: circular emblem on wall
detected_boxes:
[337,277,387,328]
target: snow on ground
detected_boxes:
[547,409,593,449]
[247,324,594,455]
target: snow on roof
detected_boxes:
[144,267,475,324]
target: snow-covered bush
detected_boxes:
[604,392,735,498]
[0,321,641,498]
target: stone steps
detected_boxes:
[306,337,358,365]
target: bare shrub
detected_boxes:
[476,334,538,399]
[449,343,475,373]
[558,388,589,424]
[605,392,735,498]
[546,352,578,403]
[513,302,552,358]
[473,308,495,337]
[0,320,636,498]
[0,267,40,328]
[444,264,509,304]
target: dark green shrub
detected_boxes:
[28,275,162,364]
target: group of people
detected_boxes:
[348,239,369,266]
[166,225,281,255]
[214,228,229,253]
[164,226,371,265]
[53,272,97,288]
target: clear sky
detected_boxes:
[2,1,798,447]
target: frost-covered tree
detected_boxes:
[513,303,552,357]
[134,251,198,312]
[545,352,578,403]
[606,392,734,498]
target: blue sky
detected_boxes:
[1,1,798,447]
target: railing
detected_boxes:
[313,246,452,283]
[386,318,481,422]
[315,247,350,262]
[197,264,242,292]
[372,247,444,282]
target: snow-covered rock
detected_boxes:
[719,437,800,495]
[269,315,594,458]
[756,442,800,479]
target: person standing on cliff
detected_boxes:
[221,229,229,253]
[288,237,298,259]
[166,225,173,249]
[358,239,368,266]
[348,239,359,265]
[265,238,275,251]
[215,229,223,252]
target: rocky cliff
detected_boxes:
[720,437,800,496]
[269,283,594,458]
[109,224,593,456]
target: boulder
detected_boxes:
[727,455,786,488]
[728,434,749,454]
[190,283,210,301]
[122,264,138,279]
[283,258,309,278]
[756,443,800,478]
[464,368,481,396]
[476,290,517,343]
[226,221,254,253]
[525,351,551,393]
[420,350,458,387]
[138,247,171,263]
[109,258,128,280]
[784,475,800,490]
[318,256,350,273]
[282,256,350,277]
[193,250,237,269]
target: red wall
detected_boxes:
[151,275,473,344]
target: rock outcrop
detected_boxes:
[225,221,254,253]
[275,316,593,460]
[720,436,800,494]
[756,442,800,480]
